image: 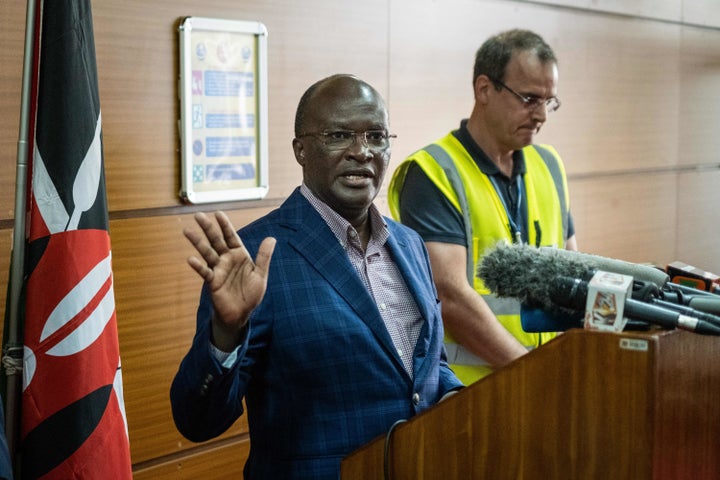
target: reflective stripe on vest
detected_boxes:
[423,143,475,284]
[483,294,521,317]
[445,341,534,367]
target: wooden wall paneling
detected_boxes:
[678,26,720,167]
[386,0,682,181]
[0,1,27,218]
[387,0,508,178]
[93,0,391,212]
[567,173,677,265]
[133,437,249,479]
[0,229,11,344]
[111,213,227,464]
[110,208,272,464]
[681,0,720,29]
[535,14,681,176]
[523,0,682,22]
[674,26,720,273]
[675,170,720,273]
[94,4,181,212]
[260,0,391,199]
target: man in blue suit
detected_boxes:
[170,74,463,479]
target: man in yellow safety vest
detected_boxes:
[388,29,578,384]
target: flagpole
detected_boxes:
[4,0,40,460]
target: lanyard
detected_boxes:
[489,174,524,244]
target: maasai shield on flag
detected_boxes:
[20,0,132,477]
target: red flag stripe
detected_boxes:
[19,0,133,478]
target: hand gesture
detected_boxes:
[184,211,276,350]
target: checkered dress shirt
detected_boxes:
[301,184,423,377]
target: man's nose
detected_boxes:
[346,133,373,160]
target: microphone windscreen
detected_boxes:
[477,242,595,310]
[539,247,670,289]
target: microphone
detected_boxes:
[479,242,720,315]
[478,242,720,335]
[551,276,720,335]
[684,296,720,315]
[519,305,652,333]
[539,247,720,310]
[648,298,720,325]
[658,286,720,314]
[537,246,670,288]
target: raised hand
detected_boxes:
[184,211,276,350]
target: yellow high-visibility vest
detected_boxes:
[388,133,570,384]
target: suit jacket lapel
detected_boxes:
[385,227,436,327]
[281,192,406,374]
[385,226,438,381]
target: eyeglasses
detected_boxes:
[298,130,397,151]
[489,77,561,113]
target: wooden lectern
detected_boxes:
[341,328,720,479]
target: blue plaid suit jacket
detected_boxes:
[171,188,462,479]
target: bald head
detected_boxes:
[294,74,386,137]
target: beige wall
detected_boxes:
[1,0,719,476]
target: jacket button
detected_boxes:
[199,374,214,397]
[412,393,420,405]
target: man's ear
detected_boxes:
[292,138,306,165]
[474,74,492,104]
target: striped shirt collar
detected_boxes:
[300,183,389,249]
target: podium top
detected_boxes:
[342,328,720,479]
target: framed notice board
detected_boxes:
[178,17,269,204]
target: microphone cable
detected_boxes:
[383,418,408,480]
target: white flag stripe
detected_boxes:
[41,253,112,342]
[32,146,69,234]
[114,362,130,437]
[66,112,103,231]
[22,346,37,391]
[46,282,115,357]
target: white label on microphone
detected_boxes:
[584,271,633,333]
[619,338,648,352]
